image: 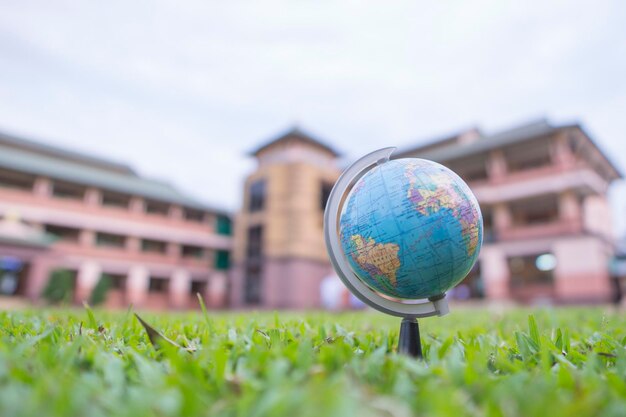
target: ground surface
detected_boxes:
[1,307,625,417]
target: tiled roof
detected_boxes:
[0,132,229,214]
[0,131,135,175]
[249,126,341,157]
[394,119,622,179]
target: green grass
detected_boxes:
[1,307,626,417]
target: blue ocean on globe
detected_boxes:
[339,158,483,300]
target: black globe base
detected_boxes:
[398,317,423,359]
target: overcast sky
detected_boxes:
[1,0,625,227]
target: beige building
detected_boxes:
[230,128,340,308]
[234,119,621,308]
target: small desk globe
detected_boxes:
[325,148,483,357]
[338,157,483,301]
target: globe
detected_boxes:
[339,158,483,300]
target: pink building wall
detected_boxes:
[0,176,232,310]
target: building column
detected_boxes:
[582,195,613,240]
[208,271,228,308]
[129,197,145,213]
[126,265,149,306]
[480,247,511,301]
[75,261,101,303]
[84,187,102,206]
[559,191,582,234]
[33,177,52,197]
[169,205,183,220]
[127,236,141,252]
[553,237,612,302]
[493,203,512,235]
[487,150,507,182]
[550,133,576,169]
[169,269,190,309]
[204,214,215,231]
[559,191,581,221]
[166,242,180,259]
[25,255,55,300]
[79,230,95,247]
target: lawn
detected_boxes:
[1,306,626,417]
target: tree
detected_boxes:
[89,274,112,306]
[42,269,75,304]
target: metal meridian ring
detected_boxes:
[323,147,449,319]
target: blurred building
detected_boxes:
[230,128,340,308]
[236,119,621,308]
[0,132,232,309]
[396,119,620,304]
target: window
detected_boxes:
[145,200,169,215]
[96,232,126,248]
[447,155,488,183]
[508,254,556,287]
[244,265,262,304]
[182,245,204,259]
[215,250,230,270]
[249,180,266,212]
[0,169,35,191]
[184,208,205,222]
[190,280,206,295]
[141,239,167,253]
[103,273,126,290]
[148,277,169,293]
[52,181,85,200]
[510,196,559,226]
[246,226,263,260]
[101,191,130,209]
[320,182,334,210]
[504,138,552,173]
[216,215,232,235]
[45,224,80,243]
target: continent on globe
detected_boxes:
[405,164,480,257]
[349,235,401,291]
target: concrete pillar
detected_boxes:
[559,191,582,234]
[550,133,576,169]
[126,265,149,306]
[84,187,102,206]
[480,247,510,300]
[208,271,228,308]
[493,203,512,233]
[169,269,190,309]
[33,177,52,197]
[25,256,54,300]
[129,197,145,213]
[559,191,580,221]
[553,237,612,302]
[169,205,183,220]
[583,195,613,240]
[487,150,507,182]
[127,236,141,252]
[166,242,180,259]
[79,230,95,247]
[204,214,215,231]
[75,261,101,303]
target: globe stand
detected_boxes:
[324,147,451,360]
[398,318,422,358]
